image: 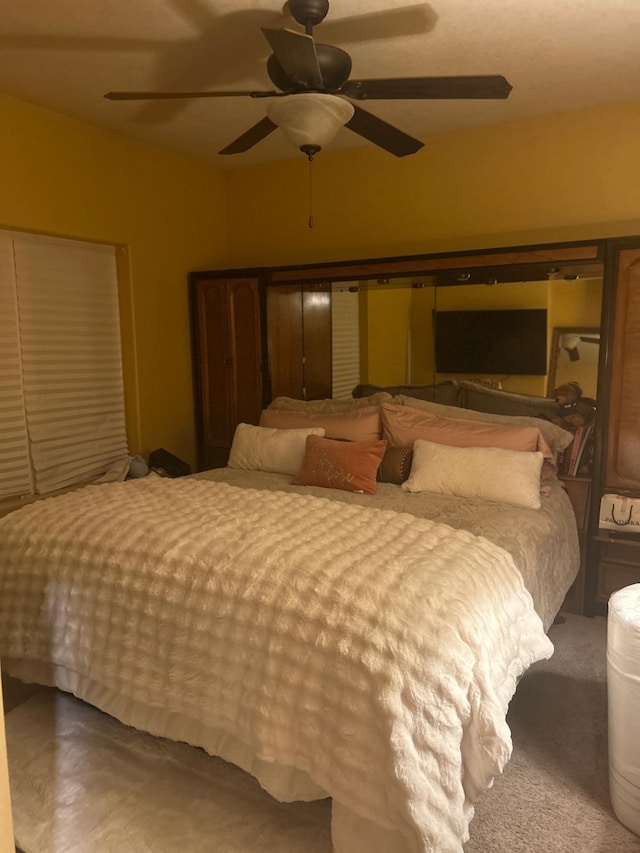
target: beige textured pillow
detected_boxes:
[260,406,382,443]
[394,395,572,456]
[227,423,325,475]
[267,392,392,413]
[402,439,544,510]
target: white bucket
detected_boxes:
[608,583,640,837]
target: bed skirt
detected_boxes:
[5,656,413,852]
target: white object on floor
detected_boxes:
[6,692,332,853]
[608,583,640,838]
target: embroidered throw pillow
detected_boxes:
[292,435,387,495]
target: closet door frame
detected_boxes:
[585,237,640,615]
[189,269,269,471]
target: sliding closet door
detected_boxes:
[228,279,263,431]
[586,240,640,615]
[191,275,263,470]
[268,285,304,400]
[267,284,331,401]
[302,286,332,401]
[604,246,640,490]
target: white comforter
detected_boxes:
[0,477,553,852]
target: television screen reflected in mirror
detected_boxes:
[329,273,603,402]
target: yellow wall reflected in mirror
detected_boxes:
[353,276,603,399]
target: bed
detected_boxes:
[0,395,579,853]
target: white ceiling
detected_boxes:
[1,0,639,169]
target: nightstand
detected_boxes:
[558,475,590,615]
[591,534,640,611]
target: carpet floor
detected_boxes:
[465,613,640,853]
[5,613,640,852]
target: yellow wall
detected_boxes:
[224,100,640,268]
[548,278,603,329]
[0,95,228,469]
[361,283,413,385]
[3,95,640,468]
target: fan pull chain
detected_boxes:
[432,283,438,386]
[308,156,314,229]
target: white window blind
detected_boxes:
[0,234,32,499]
[0,232,128,499]
[331,287,361,399]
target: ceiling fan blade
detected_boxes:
[219,116,278,155]
[342,75,513,100]
[318,4,437,44]
[345,105,423,158]
[261,27,322,86]
[104,90,281,101]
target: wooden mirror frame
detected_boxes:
[192,238,606,413]
[264,240,605,402]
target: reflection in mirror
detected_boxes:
[547,327,600,400]
[331,274,603,400]
[331,287,361,397]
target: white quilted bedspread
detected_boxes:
[0,478,553,852]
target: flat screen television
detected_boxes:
[434,308,547,375]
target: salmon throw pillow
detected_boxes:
[292,435,387,495]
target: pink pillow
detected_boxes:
[381,402,555,463]
[292,435,387,495]
[260,406,381,443]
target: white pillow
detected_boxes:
[227,423,325,475]
[402,439,544,509]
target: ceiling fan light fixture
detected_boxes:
[266,93,355,157]
[104,3,512,160]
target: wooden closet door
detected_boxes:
[192,276,262,470]
[267,285,304,400]
[267,284,332,401]
[194,279,232,459]
[583,243,640,616]
[228,279,263,429]
[303,286,332,401]
[605,247,640,491]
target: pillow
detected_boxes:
[227,423,325,475]
[260,406,382,443]
[354,381,460,405]
[402,440,544,510]
[292,435,387,495]
[394,395,572,456]
[381,402,554,460]
[458,380,559,420]
[377,446,414,485]
[267,392,391,413]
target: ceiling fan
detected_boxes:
[561,333,600,362]
[104,0,512,160]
